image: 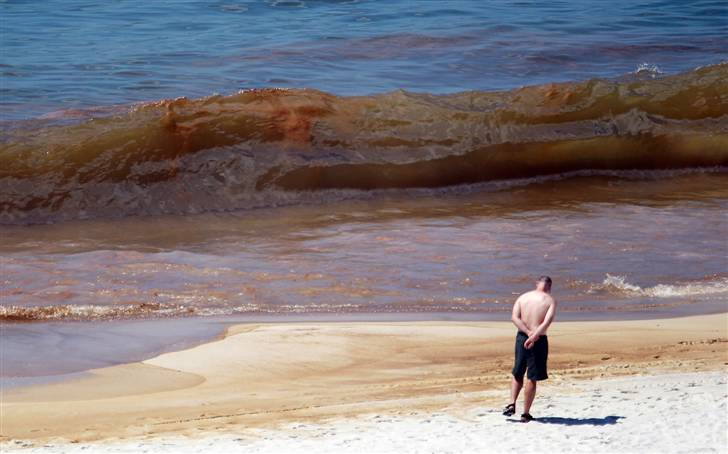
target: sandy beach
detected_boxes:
[8,371,727,453]
[3,1,727,453]
[2,313,726,452]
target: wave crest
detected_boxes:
[0,303,193,322]
[2,63,727,224]
[590,274,728,298]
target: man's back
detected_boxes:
[505,276,557,422]
[515,290,555,334]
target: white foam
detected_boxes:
[594,274,728,298]
[633,62,663,77]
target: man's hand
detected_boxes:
[524,335,539,349]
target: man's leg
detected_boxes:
[523,379,537,414]
[506,332,528,415]
[510,375,523,404]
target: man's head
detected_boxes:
[536,275,552,293]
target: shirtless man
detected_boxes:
[502,276,557,422]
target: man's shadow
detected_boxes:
[508,416,623,426]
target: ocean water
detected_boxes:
[1,0,727,377]
[2,0,727,119]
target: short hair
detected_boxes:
[538,276,553,288]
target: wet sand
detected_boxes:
[1,313,726,447]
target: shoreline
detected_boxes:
[4,307,727,381]
[1,313,726,447]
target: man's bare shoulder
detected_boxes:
[520,290,546,302]
[520,290,556,305]
[518,290,537,300]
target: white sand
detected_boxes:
[7,371,727,454]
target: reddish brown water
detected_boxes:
[2,171,726,322]
[3,0,727,384]
[2,64,727,224]
[2,171,727,379]
[2,66,727,379]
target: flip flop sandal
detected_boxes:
[520,413,534,422]
[502,403,516,416]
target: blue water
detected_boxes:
[1,0,727,120]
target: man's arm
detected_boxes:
[524,300,557,349]
[511,297,531,334]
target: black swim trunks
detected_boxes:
[512,331,548,381]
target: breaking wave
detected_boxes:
[0,303,193,322]
[1,63,727,224]
[591,274,728,298]
[0,301,487,322]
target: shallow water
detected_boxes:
[2,172,726,324]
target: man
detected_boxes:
[502,276,557,422]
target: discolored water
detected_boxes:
[2,172,726,322]
[2,63,727,224]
